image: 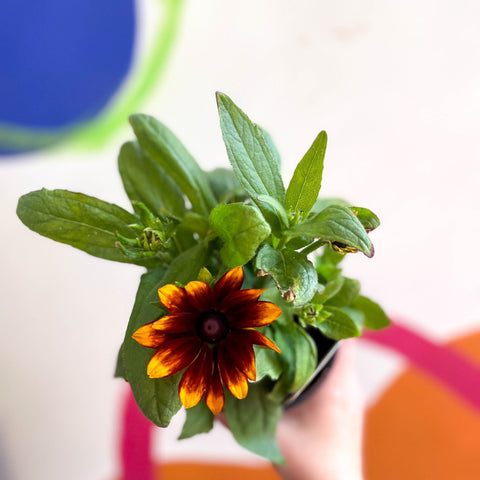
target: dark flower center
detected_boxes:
[197,310,229,343]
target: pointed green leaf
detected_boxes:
[210,203,271,267]
[216,93,285,205]
[129,114,216,215]
[206,168,246,203]
[179,211,210,236]
[255,245,317,306]
[17,188,139,263]
[314,275,345,304]
[340,307,366,330]
[285,131,327,218]
[317,245,346,267]
[114,343,127,380]
[254,326,283,381]
[325,278,361,308]
[351,295,390,330]
[224,382,284,464]
[123,244,208,427]
[160,243,209,286]
[257,194,290,230]
[286,205,373,257]
[123,268,181,428]
[255,346,283,381]
[178,401,214,440]
[318,306,361,340]
[259,127,281,167]
[311,197,350,214]
[118,141,186,218]
[350,206,380,232]
[269,321,318,398]
[285,235,313,250]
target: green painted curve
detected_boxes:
[0,0,185,152]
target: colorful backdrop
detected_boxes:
[1,0,479,479]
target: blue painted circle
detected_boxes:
[0,0,135,150]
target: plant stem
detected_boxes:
[276,236,288,250]
[300,239,327,256]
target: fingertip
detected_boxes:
[334,338,357,368]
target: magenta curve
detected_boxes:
[120,387,155,480]
[362,320,480,411]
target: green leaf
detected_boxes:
[257,194,290,230]
[286,205,373,257]
[285,235,313,250]
[206,168,247,203]
[216,93,285,205]
[210,203,271,267]
[178,401,214,440]
[129,114,216,216]
[17,188,139,263]
[318,306,361,340]
[224,382,284,464]
[160,243,209,286]
[317,245,346,267]
[123,244,208,428]
[114,343,127,380]
[256,245,317,305]
[351,295,390,330]
[269,321,318,398]
[123,268,181,427]
[285,131,327,218]
[258,287,294,326]
[325,278,361,308]
[350,206,380,232]
[340,307,366,330]
[259,127,281,167]
[254,327,283,381]
[314,275,345,304]
[255,347,283,381]
[179,211,210,236]
[311,197,350,214]
[118,141,186,219]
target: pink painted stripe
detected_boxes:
[120,387,156,480]
[362,320,480,411]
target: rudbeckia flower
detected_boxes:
[132,266,282,414]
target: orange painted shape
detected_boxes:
[364,331,480,480]
[158,462,281,480]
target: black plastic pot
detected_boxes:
[284,328,339,409]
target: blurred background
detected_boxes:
[1,0,480,478]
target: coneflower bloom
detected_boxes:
[132,266,282,414]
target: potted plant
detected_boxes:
[16,92,389,463]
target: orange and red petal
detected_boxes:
[234,328,281,353]
[147,336,202,378]
[219,335,256,381]
[132,322,167,348]
[206,363,225,415]
[213,266,244,301]
[229,301,282,329]
[178,343,213,409]
[157,284,193,313]
[220,288,266,312]
[152,312,197,334]
[185,280,214,312]
[218,349,249,399]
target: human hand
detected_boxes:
[275,339,365,480]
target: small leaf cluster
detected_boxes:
[16,92,388,463]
